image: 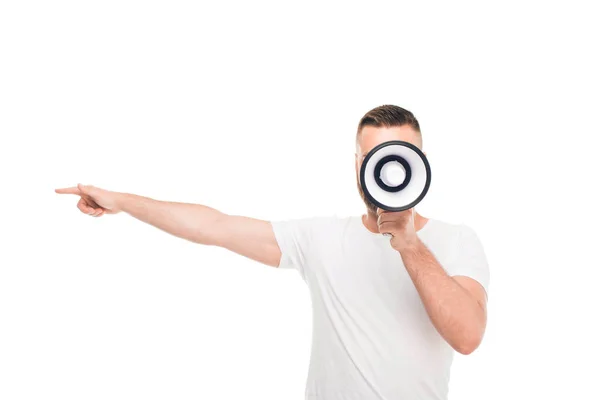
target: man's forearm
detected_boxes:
[117,192,224,245]
[398,240,485,354]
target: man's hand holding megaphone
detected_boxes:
[375,207,420,252]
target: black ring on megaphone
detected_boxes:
[373,155,412,192]
[359,140,432,212]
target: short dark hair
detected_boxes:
[356,104,421,143]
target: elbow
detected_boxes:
[197,212,227,246]
[453,312,487,355]
[455,341,479,355]
[453,333,483,355]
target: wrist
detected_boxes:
[115,192,131,213]
[392,235,422,254]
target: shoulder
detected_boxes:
[427,219,490,293]
[425,218,480,238]
[301,214,359,235]
[270,214,357,239]
[423,218,461,239]
[420,218,485,257]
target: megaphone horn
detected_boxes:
[359,140,431,212]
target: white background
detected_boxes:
[1,1,599,399]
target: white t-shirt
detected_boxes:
[270,215,490,400]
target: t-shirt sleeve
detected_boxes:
[270,217,320,280]
[446,225,490,295]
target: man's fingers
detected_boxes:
[77,198,89,214]
[58,184,105,217]
[378,212,401,224]
[77,198,96,215]
[84,196,100,208]
[377,207,409,216]
[378,221,396,233]
[377,209,414,229]
[91,207,105,217]
[76,197,86,211]
[55,186,81,195]
[55,184,97,198]
[376,207,391,217]
[377,212,390,222]
[377,208,413,219]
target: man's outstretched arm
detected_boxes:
[55,184,283,267]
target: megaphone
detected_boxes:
[359,140,431,212]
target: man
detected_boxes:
[56,105,489,400]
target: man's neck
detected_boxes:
[361,210,429,234]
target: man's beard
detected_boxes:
[356,177,378,215]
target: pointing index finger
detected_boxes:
[55,186,81,195]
